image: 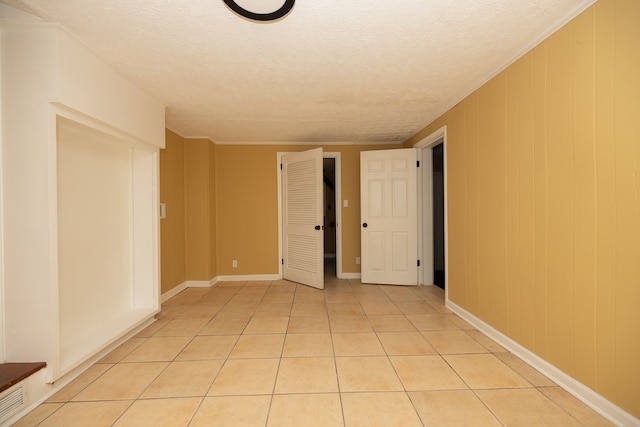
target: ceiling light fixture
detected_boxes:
[223,0,295,22]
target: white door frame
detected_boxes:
[414,126,448,297]
[277,151,343,279]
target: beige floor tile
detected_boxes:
[409,390,502,426]
[325,292,359,303]
[216,304,257,318]
[229,334,285,358]
[355,292,391,303]
[336,357,403,392]
[253,303,292,317]
[163,289,208,306]
[377,332,437,356]
[381,287,424,302]
[122,337,191,362]
[476,388,582,426]
[47,364,112,402]
[154,317,209,337]
[394,301,439,315]
[267,393,344,427]
[112,397,201,427]
[199,317,248,335]
[38,401,132,427]
[141,360,224,398]
[228,294,264,305]
[293,292,325,304]
[465,329,506,352]
[390,355,467,391]
[539,387,615,426]
[208,358,279,395]
[97,338,147,363]
[327,303,365,316]
[287,316,330,333]
[332,333,385,356]
[72,362,166,401]
[12,403,63,427]
[134,318,171,338]
[274,357,339,393]
[261,292,295,304]
[447,314,475,329]
[190,396,271,427]
[156,305,189,320]
[329,315,373,332]
[368,315,416,332]
[359,301,402,315]
[290,302,328,316]
[341,392,422,427]
[243,316,289,334]
[422,330,489,354]
[406,314,460,331]
[282,333,334,357]
[494,352,556,386]
[175,305,221,318]
[176,335,239,360]
[444,354,531,389]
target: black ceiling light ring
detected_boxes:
[223,0,295,21]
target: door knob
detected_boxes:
[362,223,368,228]
[315,225,321,230]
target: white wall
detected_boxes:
[0,4,165,414]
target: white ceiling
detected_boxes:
[1,0,593,144]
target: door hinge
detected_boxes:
[282,258,284,265]
[417,160,420,167]
[280,163,283,170]
[417,260,421,267]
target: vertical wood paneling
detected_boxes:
[464,94,480,314]
[532,44,549,359]
[613,0,640,415]
[446,103,467,305]
[571,7,597,390]
[477,73,508,330]
[593,0,617,403]
[516,52,537,351]
[505,65,521,341]
[546,24,575,375]
[407,0,640,417]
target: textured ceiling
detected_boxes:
[1,0,593,144]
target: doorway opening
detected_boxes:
[432,143,445,289]
[414,126,447,293]
[323,158,337,280]
[277,151,342,285]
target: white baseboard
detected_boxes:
[161,281,188,303]
[184,280,214,288]
[446,300,639,427]
[216,274,280,282]
[340,272,361,280]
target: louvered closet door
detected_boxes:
[282,148,324,289]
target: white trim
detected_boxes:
[212,140,396,146]
[216,274,281,282]
[184,280,213,288]
[341,272,361,280]
[447,300,640,427]
[160,282,187,303]
[414,126,448,299]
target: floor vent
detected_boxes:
[0,384,26,423]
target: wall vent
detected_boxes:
[0,384,26,423]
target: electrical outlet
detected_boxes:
[232,260,237,268]
[356,257,360,265]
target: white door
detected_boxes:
[282,148,324,289]
[360,148,418,285]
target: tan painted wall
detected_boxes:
[185,138,214,281]
[406,0,640,417]
[214,144,399,276]
[159,129,186,294]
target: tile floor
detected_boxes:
[14,277,613,426]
